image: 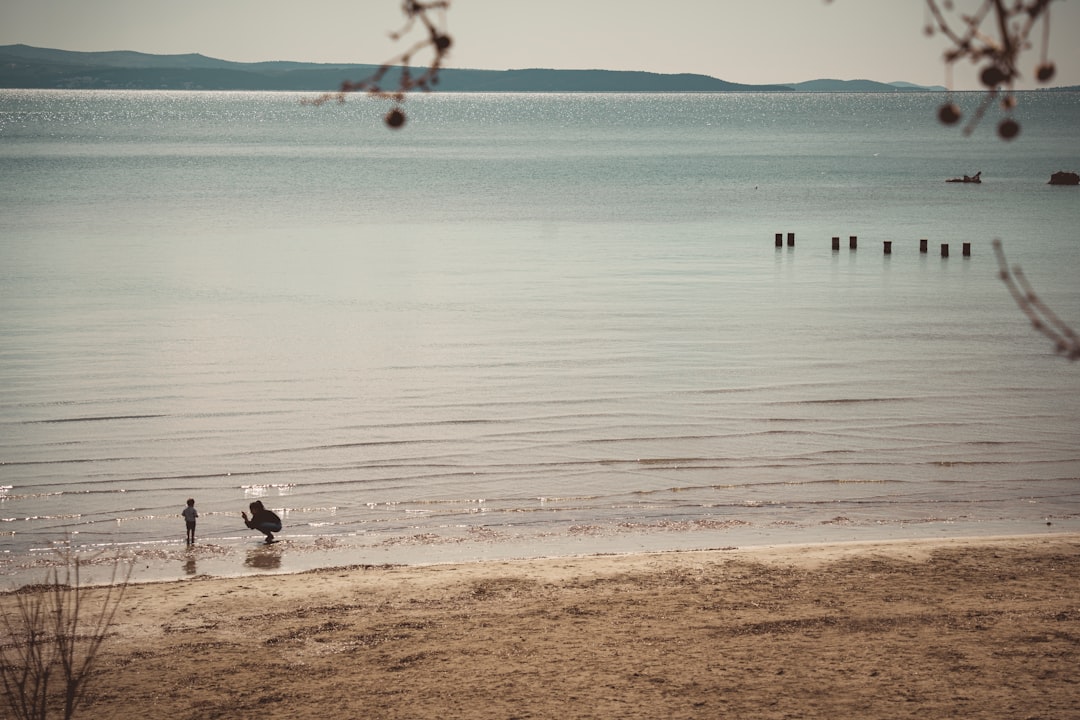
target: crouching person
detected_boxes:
[242,500,282,543]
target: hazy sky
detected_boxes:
[2,1,1078,90]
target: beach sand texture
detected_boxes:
[4,535,1078,719]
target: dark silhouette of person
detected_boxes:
[242,500,282,543]
[182,498,198,544]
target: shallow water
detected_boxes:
[1,90,1079,587]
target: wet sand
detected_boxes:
[5,534,1079,719]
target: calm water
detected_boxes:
[1,90,1079,586]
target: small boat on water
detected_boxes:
[946,171,981,184]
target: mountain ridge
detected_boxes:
[0,44,953,93]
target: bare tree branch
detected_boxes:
[993,240,1079,360]
[926,0,1059,139]
[302,1,452,129]
[1,546,132,720]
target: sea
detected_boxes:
[1,89,1079,588]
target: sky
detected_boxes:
[2,0,1078,91]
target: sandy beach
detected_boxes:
[4,534,1079,719]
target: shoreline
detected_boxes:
[2,522,1074,591]
[3,520,1073,591]
[5,533,1078,719]
[118,530,1080,586]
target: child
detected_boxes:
[182,498,198,544]
[242,500,282,543]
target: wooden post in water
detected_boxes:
[775,233,783,247]
[849,235,858,250]
[787,232,795,247]
[832,237,840,251]
[883,241,892,255]
[920,238,928,253]
[962,242,971,256]
[941,243,949,258]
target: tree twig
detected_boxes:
[0,545,132,720]
[303,1,452,129]
[993,239,1079,360]
[925,0,1058,139]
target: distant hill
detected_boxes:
[0,44,947,93]
[0,44,383,91]
[788,78,948,92]
[432,68,784,92]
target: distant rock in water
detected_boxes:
[1048,171,1079,186]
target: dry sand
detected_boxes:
[4,534,1079,719]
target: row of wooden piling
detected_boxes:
[774,233,971,257]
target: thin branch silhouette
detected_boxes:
[0,545,132,720]
[993,240,1079,360]
[925,0,1059,139]
[302,1,451,129]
